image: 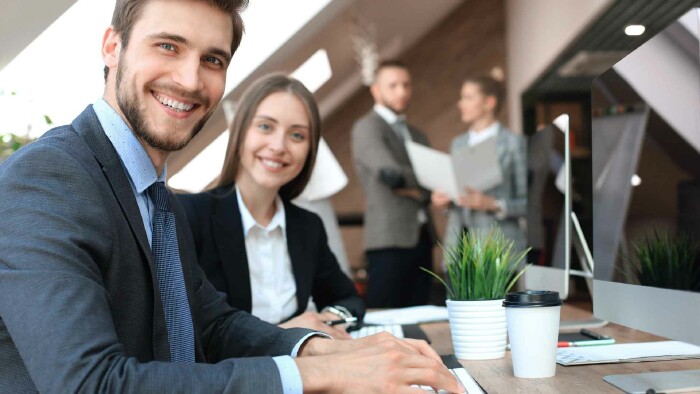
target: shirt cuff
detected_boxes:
[494,199,508,220]
[273,356,303,394]
[276,332,332,394]
[291,332,332,357]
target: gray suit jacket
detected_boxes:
[0,106,313,393]
[444,124,528,253]
[351,110,435,251]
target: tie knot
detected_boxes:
[148,181,171,212]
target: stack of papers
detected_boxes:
[404,138,503,201]
[364,305,449,325]
[556,341,700,366]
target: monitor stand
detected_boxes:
[559,318,608,332]
[604,370,700,393]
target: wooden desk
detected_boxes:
[421,304,700,393]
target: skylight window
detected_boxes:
[291,49,333,93]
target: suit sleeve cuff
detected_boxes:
[276,332,331,393]
[273,356,303,394]
[494,199,508,220]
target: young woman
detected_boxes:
[432,76,527,252]
[178,74,364,338]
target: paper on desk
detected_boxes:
[556,341,700,366]
[364,305,449,325]
[413,368,484,393]
[405,141,460,200]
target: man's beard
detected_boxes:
[115,57,212,152]
[379,96,408,115]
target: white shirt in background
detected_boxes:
[236,186,297,324]
[467,121,500,147]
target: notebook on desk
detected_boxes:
[556,341,700,366]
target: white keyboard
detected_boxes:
[414,367,484,393]
[350,324,404,339]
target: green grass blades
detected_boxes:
[422,227,530,301]
[631,230,700,291]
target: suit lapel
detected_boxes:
[211,189,253,311]
[495,125,510,166]
[371,111,411,164]
[70,105,169,360]
[71,106,154,271]
[284,201,309,315]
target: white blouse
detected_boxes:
[236,186,297,324]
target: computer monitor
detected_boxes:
[524,114,596,304]
[592,7,700,391]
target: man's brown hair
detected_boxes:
[373,60,409,82]
[104,0,248,81]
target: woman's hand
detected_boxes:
[431,190,452,210]
[457,188,498,212]
[279,311,352,339]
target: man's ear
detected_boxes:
[369,83,380,102]
[102,26,121,70]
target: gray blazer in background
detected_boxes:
[444,124,528,253]
[352,110,435,251]
[0,106,313,393]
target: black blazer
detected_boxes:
[178,184,365,322]
[0,106,313,392]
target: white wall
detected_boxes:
[614,10,700,153]
[505,0,612,133]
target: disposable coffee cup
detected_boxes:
[503,290,562,378]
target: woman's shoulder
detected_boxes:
[176,183,236,215]
[498,125,525,146]
[283,200,324,229]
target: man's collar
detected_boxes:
[373,104,405,125]
[235,185,286,236]
[93,98,166,193]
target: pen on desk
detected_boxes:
[580,328,611,340]
[324,317,357,326]
[557,338,616,347]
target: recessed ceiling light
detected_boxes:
[625,25,645,36]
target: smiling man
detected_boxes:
[0,0,462,393]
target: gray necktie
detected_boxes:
[393,117,412,141]
[148,181,195,363]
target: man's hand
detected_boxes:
[394,187,424,201]
[296,332,465,393]
[431,190,452,210]
[457,188,498,212]
[279,311,351,339]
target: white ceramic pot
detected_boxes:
[446,299,507,360]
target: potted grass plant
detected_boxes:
[423,227,530,360]
[630,231,700,292]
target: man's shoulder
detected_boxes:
[1,124,90,173]
[352,110,383,130]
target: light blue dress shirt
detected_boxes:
[92,98,311,393]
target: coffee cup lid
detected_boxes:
[502,290,563,308]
